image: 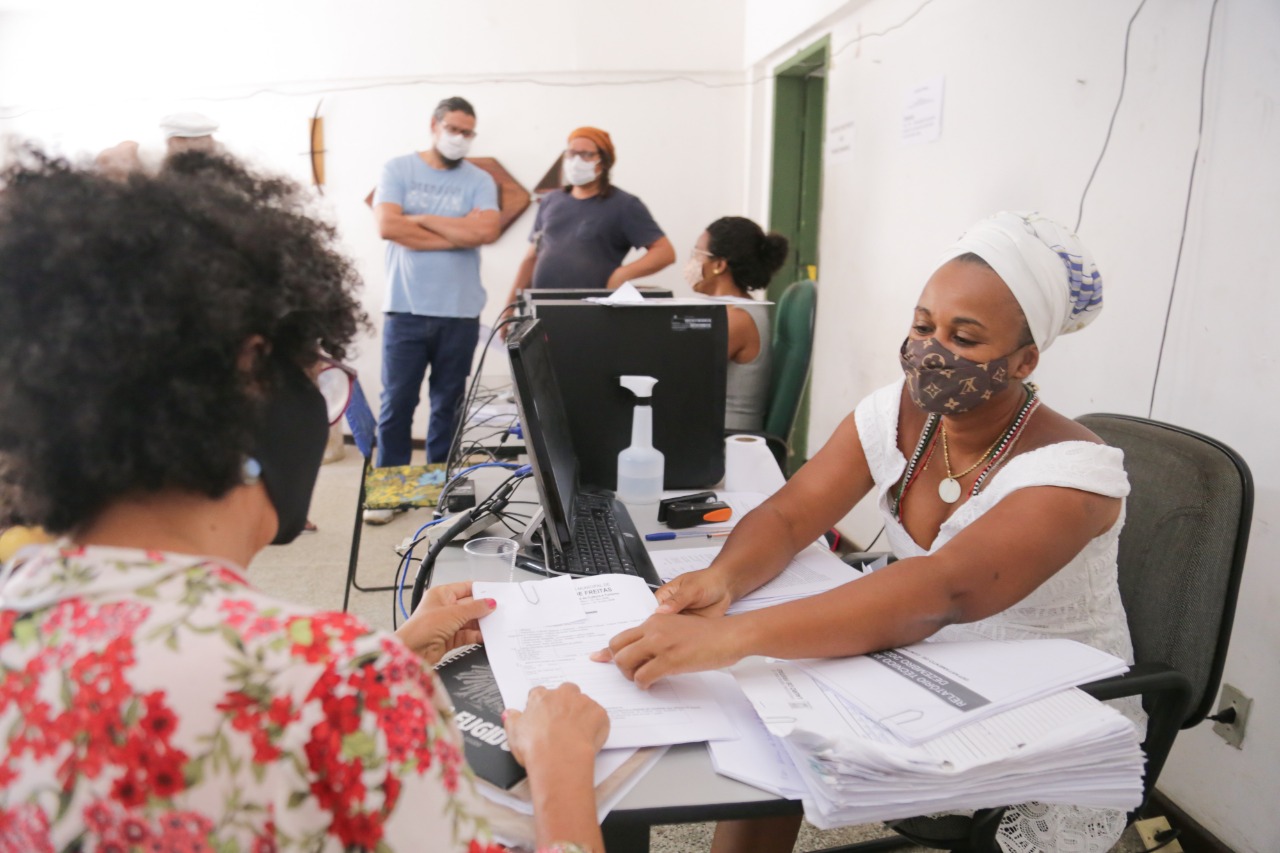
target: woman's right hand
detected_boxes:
[652,567,734,617]
[504,683,609,770]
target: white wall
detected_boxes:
[4,1,1277,847]
[0,0,749,435]
[744,1,1279,850]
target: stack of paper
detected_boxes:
[729,651,1144,828]
[798,638,1130,743]
[649,544,857,614]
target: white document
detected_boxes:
[826,116,856,166]
[586,282,714,307]
[798,638,1128,744]
[703,670,806,799]
[478,746,648,816]
[649,544,857,614]
[901,75,945,145]
[475,574,735,750]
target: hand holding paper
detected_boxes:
[476,575,733,749]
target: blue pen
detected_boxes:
[644,529,733,541]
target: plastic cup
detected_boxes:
[463,537,519,582]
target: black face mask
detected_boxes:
[253,360,329,545]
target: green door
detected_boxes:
[768,38,827,471]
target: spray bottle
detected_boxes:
[616,375,664,506]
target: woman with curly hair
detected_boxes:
[0,151,608,853]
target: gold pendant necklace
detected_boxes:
[939,425,1002,505]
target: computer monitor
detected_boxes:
[529,300,728,489]
[524,285,675,302]
[505,318,579,550]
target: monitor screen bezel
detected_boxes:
[506,319,576,551]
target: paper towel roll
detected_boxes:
[724,435,787,495]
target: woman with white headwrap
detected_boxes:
[594,212,1142,853]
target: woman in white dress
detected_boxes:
[595,211,1144,853]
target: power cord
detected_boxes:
[407,466,532,614]
[1146,827,1182,852]
[1206,707,1236,725]
[1147,0,1219,419]
[1074,0,1149,233]
[443,307,524,479]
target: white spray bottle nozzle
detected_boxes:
[619,375,658,399]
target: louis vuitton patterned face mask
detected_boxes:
[899,337,1014,415]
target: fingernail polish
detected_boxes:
[500,710,509,721]
[485,598,497,608]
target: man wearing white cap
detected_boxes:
[160,112,219,157]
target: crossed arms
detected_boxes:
[375,202,500,251]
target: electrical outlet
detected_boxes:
[1213,683,1251,749]
[1135,816,1183,852]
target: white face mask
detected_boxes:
[562,155,600,187]
[436,130,472,162]
[683,257,705,290]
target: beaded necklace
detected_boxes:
[891,383,1039,520]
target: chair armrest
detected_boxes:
[842,551,894,571]
[1079,663,1194,811]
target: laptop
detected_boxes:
[506,318,663,588]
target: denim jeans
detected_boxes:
[376,313,480,466]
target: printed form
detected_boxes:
[475,574,734,750]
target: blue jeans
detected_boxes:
[377,313,480,466]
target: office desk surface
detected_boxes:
[427,492,801,849]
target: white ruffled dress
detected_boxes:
[854,379,1146,853]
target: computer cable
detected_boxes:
[392,516,450,627]
[408,466,532,613]
[435,460,524,515]
[393,466,527,624]
[443,308,524,479]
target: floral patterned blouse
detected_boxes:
[0,544,507,853]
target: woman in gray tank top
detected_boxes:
[683,217,790,431]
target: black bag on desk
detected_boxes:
[434,645,526,789]
[531,301,727,490]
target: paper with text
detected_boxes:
[476,574,735,749]
[649,545,857,614]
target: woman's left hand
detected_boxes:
[394,581,496,665]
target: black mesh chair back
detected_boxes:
[1077,413,1252,727]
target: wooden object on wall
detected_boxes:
[309,117,325,188]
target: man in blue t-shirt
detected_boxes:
[370,96,499,516]
[500,127,673,326]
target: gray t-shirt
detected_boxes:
[529,187,665,290]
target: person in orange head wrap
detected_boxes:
[501,126,675,323]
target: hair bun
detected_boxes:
[759,232,790,276]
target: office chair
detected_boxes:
[811,413,1253,853]
[727,279,817,471]
[341,378,448,613]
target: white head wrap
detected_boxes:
[934,211,1102,351]
[159,112,219,139]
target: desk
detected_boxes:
[427,477,801,853]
